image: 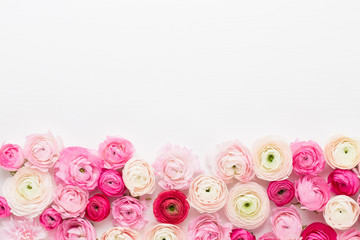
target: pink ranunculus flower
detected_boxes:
[188,213,232,240]
[267,180,295,207]
[328,169,360,196]
[338,229,360,240]
[98,169,126,197]
[24,131,63,171]
[188,174,228,213]
[145,224,186,240]
[98,136,135,169]
[100,227,138,240]
[85,194,110,222]
[153,143,200,190]
[290,140,325,176]
[0,143,24,171]
[0,196,11,218]
[210,140,255,184]
[325,135,360,169]
[271,206,302,240]
[295,175,331,212]
[55,147,103,190]
[39,208,63,230]
[56,217,96,240]
[52,184,89,219]
[0,217,48,240]
[258,232,280,240]
[111,196,147,230]
[230,228,255,240]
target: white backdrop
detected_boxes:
[1,0,360,238]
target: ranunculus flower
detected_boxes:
[225,182,270,229]
[55,146,103,190]
[52,184,89,219]
[290,140,325,176]
[0,217,47,239]
[271,206,302,240]
[0,143,24,171]
[98,169,126,197]
[328,169,360,196]
[85,194,110,222]
[2,166,54,218]
[24,131,63,171]
[188,174,228,213]
[56,217,96,240]
[153,143,200,190]
[325,135,360,169]
[338,229,360,240]
[39,207,63,230]
[295,175,331,212]
[123,158,155,197]
[210,140,254,183]
[252,136,293,181]
[258,232,279,240]
[100,227,138,240]
[111,196,147,230]
[0,196,11,218]
[323,195,360,230]
[145,224,186,240]
[301,222,337,240]
[188,214,232,240]
[98,136,135,169]
[230,228,255,240]
[153,190,190,224]
[267,180,295,207]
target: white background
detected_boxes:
[1,0,360,238]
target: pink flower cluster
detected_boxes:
[0,134,360,240]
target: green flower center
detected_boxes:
[267,154,274,162]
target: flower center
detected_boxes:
[79,168,85,173]
[205,187,211,192]
[267,154,274,162]
[278,189,285,195]
[168,205,176,212]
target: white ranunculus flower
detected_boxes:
[325,136,360,169]
[2,166,54,218]
[100,227,138,240]
[188,175,228,213]
[252,136,292,181]
[123,158,155,197]
[225,182,270,229]
[323,195,360,230]
[145,224,185,240]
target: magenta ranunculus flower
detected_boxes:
[98,136,135,169]
[98,169,126,197]
[0,143,24,171]
[290,140,325,176]
[188,214,232,240]
[111,196,147,230]
[295,175,331,212]
[328,169,360,196]
[55,147,103,190]
[153,190,190,224]
[52,184,89,219]
[39,208,63,230]
[230,228,255,240]
[267,180,295,207]
[0,196,11,218]
[338,229,360,240]
[258,232,279,240]
[56,217,96,240]
[301,222,337,240]
[85,194,110,222]
[271,206,302,240]
[0,217,47,239]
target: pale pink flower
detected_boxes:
[258,232,280,240]
[0,143,24,171]
[153,143,199,190]
[0,217,47,240]
[100,227,138,240]
[188,213,232,240]
[338,228,360,240]
[271,206,302,240]
[56,218,96,240]
[145,224,185,240]
[325,135,360,169]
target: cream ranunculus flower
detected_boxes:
[323,195,360,230]
[2,166,54,218]
[100,227,138,240]
[252,136,292,181]
[325,136,360,169]
[123,158,155,197]
[225,182,270,229]
[145,224,185,240]
[188,175,228,213]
